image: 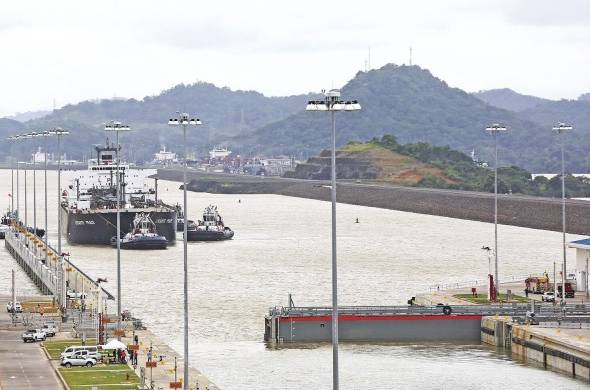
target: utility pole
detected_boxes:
[485,124,507,301]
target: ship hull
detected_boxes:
[185,228,234,242]
[61,206,177,245]
[111,237,168,250]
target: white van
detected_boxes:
[61,345,100,360]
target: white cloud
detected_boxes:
[1,0,589,116]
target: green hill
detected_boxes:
[472,88,551,112]
[2,83,313,163]
[288,135,590,197]
[2,64,589,173]
[237,64,573,172]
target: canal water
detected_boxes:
[0,170,587,389]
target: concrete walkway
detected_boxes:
[121,326,219,390]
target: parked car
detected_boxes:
[61,345,100,360]
[42,322,58,337]
[22,329,46,343]
[541,292,555,302]
[66,290,87,299]
[61,351,96,368]
[6,301,22,313]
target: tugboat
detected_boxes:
[186,205,234,241]
[174,204,196,232]
[110,213,168,249]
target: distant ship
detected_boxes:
[60,142,177,245]
[186,205,234,241]
[110,212,168,250]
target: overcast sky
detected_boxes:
[1,0,589,116]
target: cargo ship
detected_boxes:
[60,142,176,245]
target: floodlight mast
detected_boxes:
[168,112,201,390]
[485,123,507,302]
[306,91,361,390]
[104,121,131,340]
[553,123,573,306]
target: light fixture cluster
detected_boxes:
[48,127,70,136]
[7,130,53,141]
[552,123,573,134]
[104,121,131,131]
[485,123,508,133]
[168,113,201,126]
[306,99,361,111]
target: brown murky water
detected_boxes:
[1,170,587,389]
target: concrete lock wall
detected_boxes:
[277,315,483,343]
[511,325,590,381]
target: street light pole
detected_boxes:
[485,124,507,301]
[33,145,37,236]
[49,128,69,256]
[306,93,361,389]
[104,121,130,341]
[49,128,69,309]
[24,160,27,228]
[42,131,50,266]
[6,136,17,217]
[168,113,201,390]
[553,123,572,306]
[16,155,20,224]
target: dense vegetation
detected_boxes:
[472,88,551,112]
[2,64,589,174]
[373,135,590,197]
[1,83,313,163]
[238,64,587,172]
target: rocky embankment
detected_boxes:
[157,168,590,235]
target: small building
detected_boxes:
[154,145,177,164]
[209,147,232,160]
[567,238,590,292]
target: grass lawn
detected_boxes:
[454,293,529,304]
[340,141,380,153]
[22,300,60,314]
[43,338,97,360]
[59,365,140,390]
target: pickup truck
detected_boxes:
[6,301,22,313]
[42,322,58,337]
[22,329,46,343]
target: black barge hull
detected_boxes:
[61,206,177,245]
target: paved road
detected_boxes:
[0,329,62,390]
[0,295,62,390]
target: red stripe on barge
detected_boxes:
[279,314,483,322]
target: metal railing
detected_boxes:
[268,303,590,318]
[426,274,533,292]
